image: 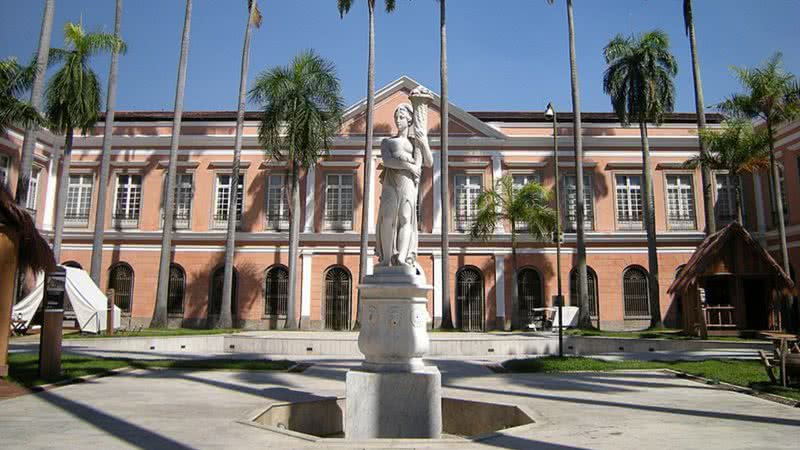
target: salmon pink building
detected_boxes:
[2,77,798,331]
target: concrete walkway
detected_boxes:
[1,357,798,449]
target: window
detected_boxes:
[778,166,789,223]
[113,174,142,228]
[512,173,541,231]
[108,263,134,313]
[0,154,9,188]
[162,173,193,229]
[563,174,594,231]
[456,267,484,331]
[714,173,737,226]
[615,174,643,230]
[623,266,650,318]
[168,264,186,315]
[265,265,289,316]
[455,174,483,232]
[324,267,351,330]
[25,167,41,216]
[65,174,94,227]
[665,174,696,230]
[265,174,289,230]
[518,268,543,325]
[570,266,599,318]
[210,266,237,316]
[213,174,244,229]
[324,174,354,230]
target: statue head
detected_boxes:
[394,103,414,134]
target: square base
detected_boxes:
[345,367,442,439]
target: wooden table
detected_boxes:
[760,332,799,387]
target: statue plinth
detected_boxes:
[345,265,442,439]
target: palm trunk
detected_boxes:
[686,0,715,235]
[735,174,744,225]
[90,0,123,285]
[355,1,376,328]
[510,229,518,331]
[767,121,790,274]
[51,128,73,260]
[566,0,591,329]
[640,121,662,328]
[152,0,192,328]
[219,0,256,329]
[439,0,453,329]
[286,163,301,329]
[15,0,54,208]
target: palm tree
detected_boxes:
[683,0,715,236]
[15,0,54,209]
[603,31,678,329]
[152,0,193,328]
[337,0,397,328]
[0,57,45,133]
[45,23,125,261]
[217,0,263,329]
[90,0,124,286]
[250,50,344,329]
[684,119,769,224]
[547,0,591,329]
[470,176,557,329]
[438,0,454,329]
[718,52,800,274]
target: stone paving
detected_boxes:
[1,357,799,449]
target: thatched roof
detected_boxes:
[0,184,56,274]
[668,222,795,296]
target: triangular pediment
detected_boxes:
[340,76,505,140]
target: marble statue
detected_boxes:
[375,87,434,268]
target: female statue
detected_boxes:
[375,87,434,268]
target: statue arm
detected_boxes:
[381,140,419,172]
[415,130,433,168]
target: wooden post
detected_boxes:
[0,226,19,378]
[39,268,66,382]
[106,289,115,336]
[780,338,788,387]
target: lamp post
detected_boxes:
[545,102,564,357]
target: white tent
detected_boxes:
[11,267,122,334]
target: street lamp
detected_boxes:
[545,102,564,358]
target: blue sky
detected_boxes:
[1,0,798,114]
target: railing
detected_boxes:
[668,215,696,231]
[65,212,90,227]
[705,305,737,329]
[324,212,352,231]
[265,212,290,231]
[455,214,475,232]
[161,210,191,230]
[112,212,139,229]
[617,217,643,230]
[212,212,241,230]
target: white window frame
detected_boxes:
[25,166,42,218]
[113,173,143,229]
[511,172,540,232]
[212,173,244,230]
[454,173,483,232]
[324,173,354,231]
[65,173,94,228]
[161,172,194,230]
[562,172,594,232]
[664,172,697,231]
[614,173,644,230]
[713,171,737,226]
[265,173,290,231]
[0,153,10,188]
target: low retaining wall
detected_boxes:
[566,336,773,355]
[62,335,226,355]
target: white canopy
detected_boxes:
[11,267,122,334]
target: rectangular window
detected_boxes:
[161,173,193,229]
[265,173,289,231]
[113,174,142,228]
[714,173,737,226]
[779,166,789,222]
[25,167,41,218]
[455,174,483,232]
[213,174,244,230]
[65,174,94,227]
[666,174,696,230]
[324,173,354,230]
[0,154,9,188]
[512,173,540,231]
[615,174,643,230]
[563,174,594,231]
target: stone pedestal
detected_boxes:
[345,266,442,439]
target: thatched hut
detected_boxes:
[668,222,795,338]
[1,185,55,377]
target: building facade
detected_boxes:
[2,77,797,331]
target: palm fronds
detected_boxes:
[470,176,556,243]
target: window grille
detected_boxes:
[455,174,483,232]
[167,264,185,315]
[456,267,484,331]
[0,154,9,188]
[570,267,599,318]
[265,174,290,230]
[324,267,351,330]
[512,173,540,231]
[264,266,288,316]
[518,268,543,325]
[623,267,650,318]
[108,264,134,313]
[161,173,193,229]
[324,174,354,230]
[65,174,94,227]
[666,174,696,230]
[714,173,737,226]
[563,174,594,231]
[615,174,643,230]
[113,174,142,228]
[209,267,237,316]
[213,174,243,229]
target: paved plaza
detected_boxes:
[1,356,799,449]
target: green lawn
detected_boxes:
[5,353,295,388]
[62,328,242,339]
[502,356,800,401]
[564,328,766,342]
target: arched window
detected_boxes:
[210,266,237,316]
[570,266,599,318]
[518,268,543,325]
[324,267,351,330]
[168,264,186,315]
[456,267,484,331]
[108,263,134,313]
[265,265,288,316]
[62,261,82,269]
[623,266,650,318]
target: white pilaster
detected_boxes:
[433,253,443,323]
[42,142,60,231]
[300,249,313,319]
[432,152,442,233]
[491,155,505,233]
[494,254,506,321]
[303,166,316,233]
[366,249,374,276]
[367,154,377,234]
